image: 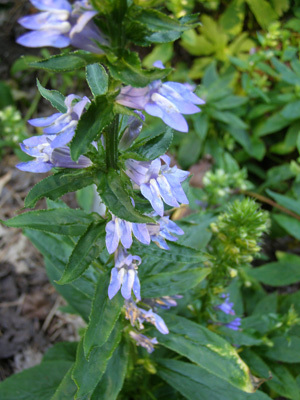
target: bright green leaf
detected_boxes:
[86,64,108,96]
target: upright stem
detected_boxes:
[105,114,119,170]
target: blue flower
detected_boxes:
[126,155,189,216]
[116,64,204,132]
[225,317,242,331]
[28,94,90,148]
[105,214,150,255]
[129,331,158,353]
[145,295,183,310]
[125,299,169,335]
[216,294,235,316]
[108,247,142,301]
[16,135,91,173]
[148,216,184,250]
[17,0,106,52]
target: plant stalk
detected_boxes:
[105,114,119,170]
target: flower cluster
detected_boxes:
[216,294,241,331]
[17,0,106,52]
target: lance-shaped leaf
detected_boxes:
[157,359,271,400]
[58,221,106,285]
[91,339,129,400]
[132,129,173,160]
[51,367,77,400]
[71,96,114,161]
[36,79,66,113]
[142,267,211,298]
[25,169,97,208]
[72,322,122,399]
[86,63,109,96]
[25,229,95,321]
[30,51,105,72]
[2,208,94,236]
[98,169,153,223]
[84,274,124,357]
[153,314,256,393]
[106,51,171,87]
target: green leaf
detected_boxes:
[219,0,245,36]
[43,342,77,363]
[212,110,248,129]
[25,169,97,208]
[133,129,173,160]
[247,252,300,286]
[157,359,271,400]
[86,64,108,96]
[132,241,205,264]
[58,221,105,284]
[0,361,72,400]
[24,229,94,321]
[266,189,300,216]
[154,314,255,393]
[98,169,153,223]
[271,57,300,85]
[142,268,211,298]
[280,100,300,120]
[36,79,66,113]
[30,51,104,72]
[264,336,300,363]
[2,208,93,236]
[106,51,171,87]
[70,95,114,161]
[84,274,124,356]
[245,0,278,29]
[273,214,300,240]
[51,368,77,400]
[72,322,122,399]
[254,113,290,136]
[91,339,129,400]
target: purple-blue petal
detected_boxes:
[16,160,53,173]
[28,113,62,127]
[105,220,119,255]
[108,267,122,299]
[17,30,70,48]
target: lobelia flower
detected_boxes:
[216,294,236,316]
[28,94,90,149]
[116,62,205,133]
[105,214,150,255]
[147,216,184,250]
[108,246,142,301]
[17,0,106,52]
[129,331,158,353]
[144,295,183,310]
[125,299,169,335]
[126,155,189,217]
[119,111,145,151]
[225,317,242,331]
[16,135,91,173]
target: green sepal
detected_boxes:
[36,78,67,113]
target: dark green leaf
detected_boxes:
[154,314,255,393]
[245,0,278,29]
[273,214,300,240]
[58,222,105,284]
[0,361,72,400]
[36,79,66,113]
[86,64,108,96]
[24,169,97,208]
[98,169,153,223]
[84,274,124,356]
[267,189,300,216]
[142,268,211,297]
[72,322,122,399]
[2,208,93,236]
[264,336,300,363]
[30,51,104,72]
[51,368,77,400]
[43,342,77,363]
[157,359,271,400]
[247,252,300,286]
[91,339,129,400]
[71,96,114,161]
[106,51,171,87]
[133,129,173,160]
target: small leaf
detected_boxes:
[86,63,108,96]
[2,208,93,236]
[36,79,67,113]
[98,169,153,223]
[30,51,105,72]
[72,323,122,399]
[25,169,97,208]
[133,129,173,160]
[58,222,106,284]
[273,214,300,240]
[70,95,114,161]
[266,189,300,216]
[84,274,124,356]
[142,268,211,298]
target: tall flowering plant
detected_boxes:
[1,1,267,398]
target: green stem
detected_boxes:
[105,114,119,170]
